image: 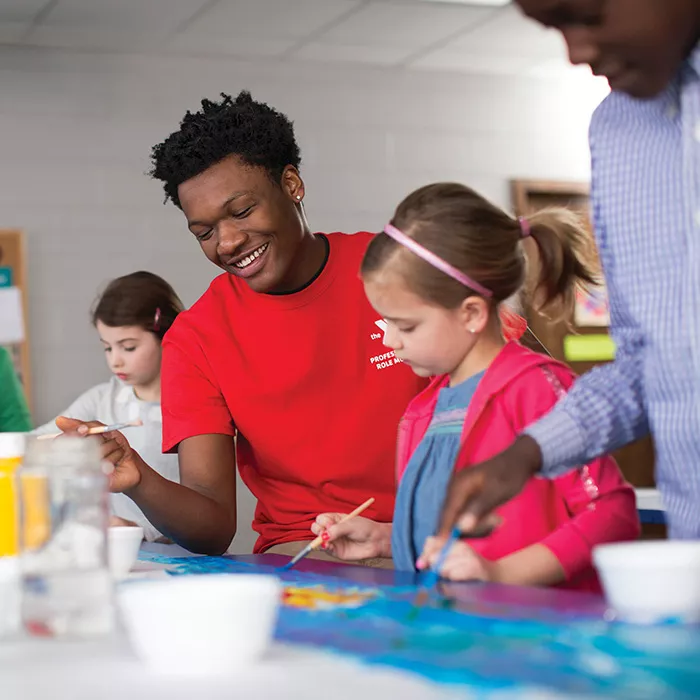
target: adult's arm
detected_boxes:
[439,138,649,534]
[108,317,239,555]
[125,433,237,555]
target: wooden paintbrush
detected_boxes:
[279,497,375,571]
[37,418,143,440]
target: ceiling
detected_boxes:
[0,0,591,79]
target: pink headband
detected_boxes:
[383,223,492,297]
[382,219,531,298]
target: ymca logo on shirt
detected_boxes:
[369,319,404,371]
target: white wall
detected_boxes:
[0,44,605,552]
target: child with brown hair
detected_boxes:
[35,271,184,541]
[313,183,640,591]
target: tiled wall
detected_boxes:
[0,45,604,551]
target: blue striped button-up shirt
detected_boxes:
[525,46,700,538]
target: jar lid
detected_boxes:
[24,434,101,468]
[0,433,27,459]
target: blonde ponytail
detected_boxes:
[526,208,600,324]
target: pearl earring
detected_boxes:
[296,195,302,201]
[469,329,476,334]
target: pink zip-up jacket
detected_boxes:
[396,341,640,592]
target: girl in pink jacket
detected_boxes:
[313,182,640,591]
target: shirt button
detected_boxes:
[666,103,678,119]
[695,120,700,142]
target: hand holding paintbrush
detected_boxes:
[409,516,502,614]
[37,418,143,440]
[279,497,376,571]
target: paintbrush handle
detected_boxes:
[433,527,461,572]
[87,419,143,434]
[338,497,375,525]
[36,419,143,441]
[421,526,461,587]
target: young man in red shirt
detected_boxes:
[61,91,425,559]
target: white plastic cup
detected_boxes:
[593,540,700,623]
[108,526,144,579]
[119,574,281,675]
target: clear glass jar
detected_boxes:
[18,435,114,637]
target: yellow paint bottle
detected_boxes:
[0,433,26,557]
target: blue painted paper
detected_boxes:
[137,553,700,698]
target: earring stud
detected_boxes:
[296,195,302,201]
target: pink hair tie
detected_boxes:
[153,307,161,332]
[383,223,493,298]
[518,216,531,238]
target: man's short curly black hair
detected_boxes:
[149,91,301,208]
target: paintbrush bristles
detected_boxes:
[409,526,462,615]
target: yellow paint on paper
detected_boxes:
[282,585,377,611]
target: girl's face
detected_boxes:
[363,268,485,380]
[96,322,162,390]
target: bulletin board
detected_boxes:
[0,230,32,413]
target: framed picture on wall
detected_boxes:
[574,282,610,328]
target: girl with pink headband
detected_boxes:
[312,182,639,591]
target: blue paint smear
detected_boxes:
[137,553,700,698]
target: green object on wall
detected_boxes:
[0,267,12,288]
[564,334,616,362]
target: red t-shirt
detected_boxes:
[161,232,427,553]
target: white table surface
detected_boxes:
[0,633,477,700]
[1,543,558,700]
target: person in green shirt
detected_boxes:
[0,346,31,432]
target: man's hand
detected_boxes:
[55,416,146,494]
[438,435,543,536]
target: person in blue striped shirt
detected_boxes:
[436,0,700,542]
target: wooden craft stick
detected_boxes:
[36,418,143,440]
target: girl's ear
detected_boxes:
[459,296,490,334]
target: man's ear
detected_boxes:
[281,165,305,203]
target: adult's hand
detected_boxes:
[438,435,543,536]
[55,416,145,494]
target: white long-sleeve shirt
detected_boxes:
[35,376,179,541]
